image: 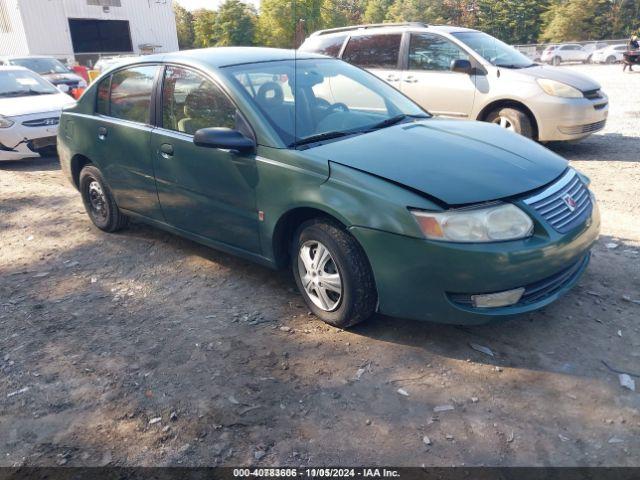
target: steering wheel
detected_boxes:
[328,102,349,114]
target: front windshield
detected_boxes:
[223,58,428,147]
[10,57,71,75]
[0,69,59,98]
[453,31,534,68]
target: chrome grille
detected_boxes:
[22,117,59,127]
[524,169,593,233]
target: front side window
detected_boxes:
[224,58,427,146]
[453,31,533,68]
[409,34,470,71]
[109,65,158,124]
[342,34,402,69]
[161,66,237,135]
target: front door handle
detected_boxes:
[403,76,418,83]
[386,74,400,82]
[97,126,108,141]
[160,143,174,159]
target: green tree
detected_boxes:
[363,0,393,23]
[257,0,323,48]
[476,0,549,44]
[174,3,195,50]
[214,0,257,46]
[193,8,218,47]
[541,0,617,42]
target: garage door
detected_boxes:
[68,18,133,53]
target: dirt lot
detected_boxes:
[1,64,639,467]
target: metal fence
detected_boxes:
[513,39,630,64]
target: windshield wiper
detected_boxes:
[289,130,349,148]
[367,113,430,131]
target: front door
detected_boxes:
[400,33,476,118]
[151,65,260,253]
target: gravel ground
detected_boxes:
[0,64,639,467]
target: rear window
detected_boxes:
[342,34,402,69]
[105,65,158,124]
[300,34,347,57]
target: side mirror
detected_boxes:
[451,59,473,74]
[193,127,255,153]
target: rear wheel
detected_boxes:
[606,55,617,64]
[292,219,377,329]
[486,107,534,139]
[79,165,128,232]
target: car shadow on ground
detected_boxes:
[547,133,640,163]
[0,156,60,172]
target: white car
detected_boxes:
[0,66,76,161]
[541,44,590,65]
[591,44,627,64]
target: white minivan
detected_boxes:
[300,23,608,141]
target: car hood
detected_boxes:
[41,72,83,84]
[308,119,568,206]
[1,93,76,117]
[521,64,601,91]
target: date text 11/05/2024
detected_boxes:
[233,468,401,477]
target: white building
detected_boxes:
[0,0,179,65]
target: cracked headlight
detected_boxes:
[410,203,534,243]
[0,115,15,128]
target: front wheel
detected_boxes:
[79,165,128,232]
[486,107,534,139]
[552,56,561,66]
[292,220,377,329]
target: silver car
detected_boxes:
[300,23,609,141]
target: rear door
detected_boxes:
[93,64,163,220]
[341,33,403,90]
[399,32,476,118]
[150,65,260,253]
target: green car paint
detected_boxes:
[57,48,600,325]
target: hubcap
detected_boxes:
[88,180,107,220]
[494,116,515,132]
[297,240,342,312]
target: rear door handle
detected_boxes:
[386,75,400,82]
[160,143,174,158]
[97,126,107,140]
[403,76,418,83]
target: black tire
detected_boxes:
[606,55,617,64]
[79,165,128,232]
[292,219,377,329]
[552,56,561,66]
[485,107,534,139]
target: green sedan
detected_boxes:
[57,48,600,328]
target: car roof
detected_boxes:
[130,47,328,70]
[2,55,59,60]
[309,23,479,38]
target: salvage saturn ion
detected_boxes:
[57,48,600,328]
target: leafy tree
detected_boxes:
[174,3,195,50]
[193,8,218,47]
[363,0,394,23]
[476,0,549,44]
[215,0,257,46]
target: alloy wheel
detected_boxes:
[493,116,516,132]
[297,240,343,312]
